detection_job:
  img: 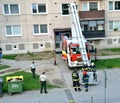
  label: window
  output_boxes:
[109,1,120,10]
[109,1,113,10]
[89,2,98,11]
[81,20,104,31]
[6,25,22,36]
[97,20,104,30]
[114,21,120,30]
[33,24,48,34]
[82,2,88,11]
[3,4,19,15]
[109,21,113,30]
[82,2,98,11]
[113,39,118,43]
[32,3,47,14]
[62,4,69,15]
[115,1,120,10]
[109,21,120,31]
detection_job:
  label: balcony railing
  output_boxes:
[79,10,105,19]
[83,30,105,39]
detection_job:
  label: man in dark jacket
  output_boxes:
[72,69,82,91]
[83,70,89,92]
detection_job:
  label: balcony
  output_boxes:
[79,10,105,40]
[79,10,105,20]
[83,30,105,40]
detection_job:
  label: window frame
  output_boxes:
[112,38,118,44]
[31,3,47,14]
[81,20,104,31]
[5,25,22,37]
[109,1,120,11]
[82,1,99,11]
[61,3,69,16]
[33,24,48,35]
[109,21,120,31]
[3,4,20,15]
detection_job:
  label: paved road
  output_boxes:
[0,55,120,103]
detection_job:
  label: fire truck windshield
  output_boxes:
[71,46,80,54]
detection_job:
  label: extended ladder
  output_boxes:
[69,3,90,66]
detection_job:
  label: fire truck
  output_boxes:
[62,35,91,68]
[62,3,98,84]
[62,3,94,69]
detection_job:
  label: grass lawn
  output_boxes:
[98,48,120,56]
[2,54,17,60]
[0,71,59,93]
[93,58,120,69]
[2,51,53,60]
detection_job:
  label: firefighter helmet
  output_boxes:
[91,63,94,66]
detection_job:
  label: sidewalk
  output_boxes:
[0,88,69,103]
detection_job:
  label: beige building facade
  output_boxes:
[0,0,120,54]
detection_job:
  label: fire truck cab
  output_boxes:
[62,35,91,68]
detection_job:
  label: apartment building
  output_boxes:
[0,0,120,54]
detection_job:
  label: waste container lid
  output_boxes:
[6,75,23,82]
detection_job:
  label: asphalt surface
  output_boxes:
[0,55,120,103]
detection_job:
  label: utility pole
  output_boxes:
[104,70,107,103]
[53,50,56,65]
[91,96,93,103]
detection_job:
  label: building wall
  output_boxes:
[0,0,120,54]
[104,0,120,49]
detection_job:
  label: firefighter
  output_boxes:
[82,64,89,73]
[82,70,89,92]
[72,69,82,91]
[62,51,67,60]
[90,63,97,82]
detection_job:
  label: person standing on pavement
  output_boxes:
[82,70,89,92]
[30,61,36,78]
[72,69,82,91]
[0,48,2,62]
[39,72,48,94]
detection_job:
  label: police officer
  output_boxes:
[83,70,89,92]
[30,61,36,78]
[72,69,82,91]
[39,72,48,94]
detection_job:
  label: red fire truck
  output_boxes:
[61,2,94,69]
[62,34,91,69]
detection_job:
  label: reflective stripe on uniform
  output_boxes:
[72,79,79,81]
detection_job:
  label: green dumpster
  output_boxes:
[6,75,23,95]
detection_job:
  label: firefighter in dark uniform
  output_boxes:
[90,63,97,82]
[82,64,89,72]
[72,69,82,91]
[83,70,89,92]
